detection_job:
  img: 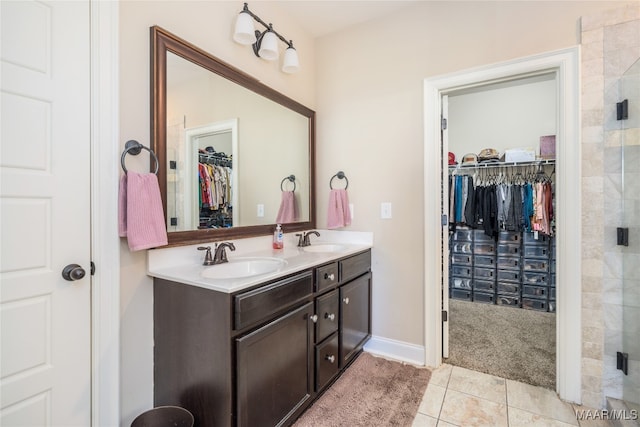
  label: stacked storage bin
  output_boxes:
[549,237,556,312]
[521,232,552,311]
[450,227,474,301]
[496,232,522,307]
[472,230,497,303]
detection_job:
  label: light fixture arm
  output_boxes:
[240,2,295,55]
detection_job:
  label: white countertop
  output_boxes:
[147,230,373,293]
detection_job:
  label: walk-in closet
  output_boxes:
[444,73,558,389]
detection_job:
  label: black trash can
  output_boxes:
[131,406,194,427]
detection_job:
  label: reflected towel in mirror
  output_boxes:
[327,189,351,229]
[275,191,297,223]
[118,171,168,251]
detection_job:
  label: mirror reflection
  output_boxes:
[151,26,316,245]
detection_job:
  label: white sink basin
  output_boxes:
[302,244,347,253]
[201,257,287,280]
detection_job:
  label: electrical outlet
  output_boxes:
[257,204,264,217]
[381,202,392,219]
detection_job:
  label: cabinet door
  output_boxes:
[339,273,372,368]
[236,302,313,427]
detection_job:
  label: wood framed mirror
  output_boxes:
[151,26,316,246]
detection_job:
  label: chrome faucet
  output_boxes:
[213,242,236,264]
[296,230,320,247]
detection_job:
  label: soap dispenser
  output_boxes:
[273,224,284,249]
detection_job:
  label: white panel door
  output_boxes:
[1,1,91,426]
[441,95,449,359]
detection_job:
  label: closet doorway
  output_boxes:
[423,48,581,403]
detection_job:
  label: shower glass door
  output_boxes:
[621,58,640,408]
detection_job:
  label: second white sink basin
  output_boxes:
[302,244,347,253]
[201,257,287,280]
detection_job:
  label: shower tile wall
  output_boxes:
[580,5,640,409]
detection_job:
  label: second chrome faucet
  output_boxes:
[296,230,320,247]
[198,242,236,265]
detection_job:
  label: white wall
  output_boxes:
[118,2,315,425]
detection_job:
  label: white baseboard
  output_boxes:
[364,335,426,367]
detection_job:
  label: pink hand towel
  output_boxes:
[118,171,168,251]
[327,188,352,229]
[276,191,297,224]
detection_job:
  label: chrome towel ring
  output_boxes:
[121,140,159,175]
[329,171,348,189]
[280,174,296,192]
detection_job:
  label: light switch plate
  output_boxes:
[257,204,264,217]
[381,202,392,219]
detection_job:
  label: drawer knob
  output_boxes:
[324,273,335,281]
[343,297,350,305]
[325,354,335,363]
[310,314,318,323]
[325,313,335,321]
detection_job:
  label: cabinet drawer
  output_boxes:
[451,277,472,289]
[498,231,521,244]
[497,256,520,270]
[451,289,472,301]
[474,243,496,255]
[452,242,472,254]
[522,259,549,272]
[340,251,371,283]
[315,333,339,391]
[473,291,495,304]
[497,269,521,283]
[522,272,549,285]
[523,245,550,259]
[473,230,494,242]
[497,282,519,295]
[316,262,339,292]
[474,267,495,280]
[234,271,313,330]
[497,244,520,257]
[474,255,495,268]
[451,253,472,266]
[522,298,549,312]
[523,232,552,245]
[497,295,520,307]
[473,279,495,292]
[451,265,472,278]
[522,284,549,298]
[315,290,339,343]
[452,228,473,242]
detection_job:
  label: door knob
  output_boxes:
[62,264,86,281]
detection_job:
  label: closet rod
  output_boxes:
[449,159,555,170]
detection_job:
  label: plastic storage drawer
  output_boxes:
[548,300,556,313]
[452,228,473,242]
[475,256,496,268]
[451,253,472,266]
[496,295,520,307]
[522,298,549,311]
[474,243,496,256]
[451,289,472,301]
[473,292,495,304]
[549,287,556,300]
[498,231,521,244]
[473,280,495,292]
[497,282,520,295]
[523,232,552,245]
[522,259,549,272]
[522,272,549,285]
[550,274,556,286]
[497,244,520,257]
[451,265,472,278]
[522,284,549,298]
[523,245,550,259]
[451,277,472,289]
[497,269,521,283]
[474,267,495,280]
[473,230,495,242]
[452,242,472,254]
[497,257,520,270]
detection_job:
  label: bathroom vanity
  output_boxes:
[149,236,372,427]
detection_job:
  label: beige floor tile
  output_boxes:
[509,407,580,427]
[417,384,447,418]
[412,413,439,427]
[439,389,508,427]
[437,420,459,427]
[507,380,579,425]
[447,366,507,404]
[430,363,453,387]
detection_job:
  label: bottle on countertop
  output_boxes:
[273,224,284,249]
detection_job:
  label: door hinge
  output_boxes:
[617,351,628,375]
[441,117,448,130]
[442,310,448,322]
[90,261,96,276]
[441,214,448,226]
[617,227,629,246]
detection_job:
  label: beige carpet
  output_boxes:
[293,352,431,426]
[446,299,556,389]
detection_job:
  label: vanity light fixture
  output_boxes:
[233,2,300,74]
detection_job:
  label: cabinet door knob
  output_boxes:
[325,354,335,363]
[324,313,335,321]
[343,297,350,305]
[324,273,335,281]
[310,314,318,323]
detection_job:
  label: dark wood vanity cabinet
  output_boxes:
[153,249,371,427]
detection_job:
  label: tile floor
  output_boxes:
[412,364,616,427]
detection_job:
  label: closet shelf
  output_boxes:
[449,159,555,170]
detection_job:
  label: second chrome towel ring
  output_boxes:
[329,171,349,189]
[280,175,296,192]
[121,140,159,175]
